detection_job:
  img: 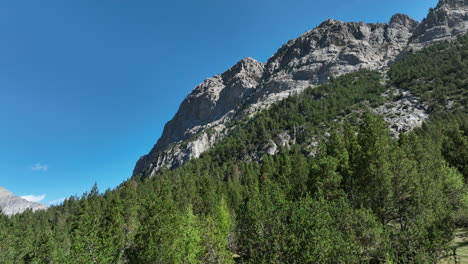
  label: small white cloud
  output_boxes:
[20,194,46,203]
[32,162,48,171]
[48,198,66,205]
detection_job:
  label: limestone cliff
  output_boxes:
[0,187,47,216]
[411,0,468,43]
[133,0,468,178]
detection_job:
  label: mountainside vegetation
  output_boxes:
[1,36,467,264]
[390,35,468,113]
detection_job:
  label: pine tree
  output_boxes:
[70,185,104,264]
[0,214,15,264]
[119,180,140,254]
[33,228,58,264]
[354,113,394,222]
[178,205,202,264]
[99,192,125,263]
[201,198,234,264]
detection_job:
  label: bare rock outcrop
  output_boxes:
[0,187,47,216]
[373,90,429,136]
[133,0,468,178]
[411,0,468,43]
[134,58,264,175]
[247,14,419,113]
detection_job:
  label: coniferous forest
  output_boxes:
[1,37,467,264]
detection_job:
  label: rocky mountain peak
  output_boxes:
[224,57,262,74]
[0,187,13,198]
[133,58,264,175]
[221,57,264,87]
[252,15,417,109]
[317,19,345,28]
[411,0,468,43]
[0,187,47,216]
[390,13,419,28]
[437,0,468,8]
[133,0,468,178]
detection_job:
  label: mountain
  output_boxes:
[133,0,468,178]
[0,187,47,216]
[411,0,468,44]
[1,34,466,264]
[1,0,467,263]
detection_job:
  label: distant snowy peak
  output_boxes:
[0,187,47,216]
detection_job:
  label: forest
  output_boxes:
[0,36,467,264]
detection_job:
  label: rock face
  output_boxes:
[246,14,419,114]
[373,90,429,137]
[133,58,264,175]
[411,0,468,43]
[133,0,468,178]
[0,187,47,216]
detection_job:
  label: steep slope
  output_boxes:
[248,14,419,113]
[1,14,467,264]
[133,0,468,178]
[208,35,468,168]
[411,0,468,44]
[0,187,47,216]
[133,58,265,175]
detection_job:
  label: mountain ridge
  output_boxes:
[133,0,468,178]
[0,187,47,216]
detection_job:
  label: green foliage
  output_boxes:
[179,205,202,264]
[389,35,468,112]
[210,70,386,164]
[0,34,467,264]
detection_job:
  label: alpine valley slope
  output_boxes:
[134,0,468,178]
[0,187,47,216]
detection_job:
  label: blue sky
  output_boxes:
[1,0,438,205]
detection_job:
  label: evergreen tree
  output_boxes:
[33,228,58,264]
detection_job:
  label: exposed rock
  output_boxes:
[265,140,278,156]
[145,126,226,177]
[133,58,264,176]
[247,14,419,114]
[0,187,47,216]
[133,0,468,178]
[373,90,429,136]
[411,0,468,43]
[276,131,294,149]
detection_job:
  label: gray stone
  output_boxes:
[133,0,468,178]
[411,0,468,43]
[0,187,47,216]
[246,14,419,114]
[133,58,264,175]
[373,89,429,137]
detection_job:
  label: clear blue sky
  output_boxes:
[1,0,438,205]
